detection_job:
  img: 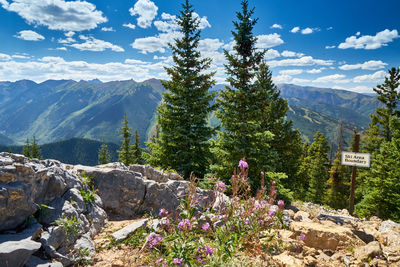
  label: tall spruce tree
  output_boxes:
[98,136,111,165]
[304,131,330,204]
[131,130,144,164]
[23,138,31,158]
[118,113,133,166]
[31,135,41,159]
[212,0,278,185]
[148,0,216,178]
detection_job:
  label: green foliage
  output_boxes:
[147,0,216,178]
[22,138,31,158]
[54,216,80,236]
[303,131,330,204]
[131,130,144,164]
[118,113,133,166]
[355,116,400,222]
[98,136,111,165]
[78,172,95,187]
[80,186,96,206]
[264,172,293,205]
[212,1,279,185]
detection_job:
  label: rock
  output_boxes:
[111,219,148,242]
[383,245,400,263]
[25,256,63,267]
[354,241,382,262]
[272,251,303,267]
[87,203,108,236]
[285,209,295,220]
[73,233,96,256]
[303,255,317,266]
[377,220,400,247]
[293,211,311,222]
[290,221,365,250]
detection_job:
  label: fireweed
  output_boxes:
[122,161,291,266]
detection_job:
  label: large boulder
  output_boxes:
[290,221,365,250]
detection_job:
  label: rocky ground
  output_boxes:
[1,152,400,266]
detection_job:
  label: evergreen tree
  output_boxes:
[305,131,330,204]
[372,67,400,142]
[98,136,111,165]
[326,147,349,209]
[31,135,41,159]
[148,0,216,178]
[118,113,133,166]
[131,130,144,164]
[23,138,31,158]
[212,0,278,184]
[355,116,400,222]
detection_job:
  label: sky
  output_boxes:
[0,0,399,93]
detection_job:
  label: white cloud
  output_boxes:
[129,0,158,29]
[0,56,170,82]
[281,50,304,58]
[279,69,303,76]
[267,56,334,67]
[256,33,284,49]
[14,30,44,41]
[301,27,313,34]
[69,36,124,52]
[123,23,136,30]
[325,45,335,49]
[339,60,387,71]
[347,85,372,93]
[65,31,75,38]
[313,74,350,84]
[11,54,30,59]
[292,78,310,83]
[273,74,292,83]
[306,68,324,74]
[338,29,399,50]
[1,0,107,31]
[290,27,300,33]
[56,47,67,51]
[356,32,361,36]
[131,32,182,54]
[271,24,282,29]
[353,70,386,83]
[124,59,150,64]
[154,13,178,32]
[327,27,333,30]
[264,49,280,60]
[101,27,115,32]
[0,53,11,61]
[192,12,211,30]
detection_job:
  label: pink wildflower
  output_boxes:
[245,218,250,225]
[268,210,275,217]
[277,200,285,207]
[238,159,248,168]
[159,208,169,217]
[214,181,226,192]
[300,234,306,241]
[173,258,183,265]
[202,223,210,231]
[147,233,162,248]
[178,219,192,230]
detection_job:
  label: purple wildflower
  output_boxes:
[196,256,205,264]
[238,159,248,169]
[159,208,169,217]
[277,200,285,207]
[173,258,183,265]
[215,181,226,192]
[254,201,262,209]
[147,233,162,248]
[178,219,192,230]
[201,223,210,231]
[156,258,164,265]
[205,246,213,256]
[300,234,306,241]
[268,210,275,217]
[245,218,250,225]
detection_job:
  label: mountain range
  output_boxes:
[0,79,380,152]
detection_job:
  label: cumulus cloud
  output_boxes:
[306,68,324,74]
[192,12,211,29]
[123,23,136,30]
[279,69,303,75]
[313,74,350,84]
[292,78,310,83]
[0,53,12,61]
[271,24,282,29]
[69,35,124,52]
[131,31,182,54]
[325,45,335,49]
[273,74,292,83]
[267,56,334,67]
[56,47,67,51]
[0,56,170,82]
[353,70,387,83]
[14,30,44,41]
[0,0,107,31]
[129,0,158,28]
[281,50,304,58]
[264,49,280,60]
[256,33,284,49]
[101,27,115,32]
[154,12,178,32]
[338,29,399,50]
[290,27,300,33]
[339,60,387,71]
[301,27,313,34]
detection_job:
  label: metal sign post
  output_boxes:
[341,133,370,215]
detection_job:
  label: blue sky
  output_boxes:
[0,0,399,93]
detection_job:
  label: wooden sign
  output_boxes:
[341,151,371,168]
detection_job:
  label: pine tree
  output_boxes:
[372,67,400,142]
[98,136,111,165]
[355,116,400,222]
[23,138,31,158]
[305,131,330,204]
[131,130,144,164]
[326,147,349,209]
[31,135,41,159]
[148,0,216,178]
[212,0,278,185]
[118,113,133,166]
